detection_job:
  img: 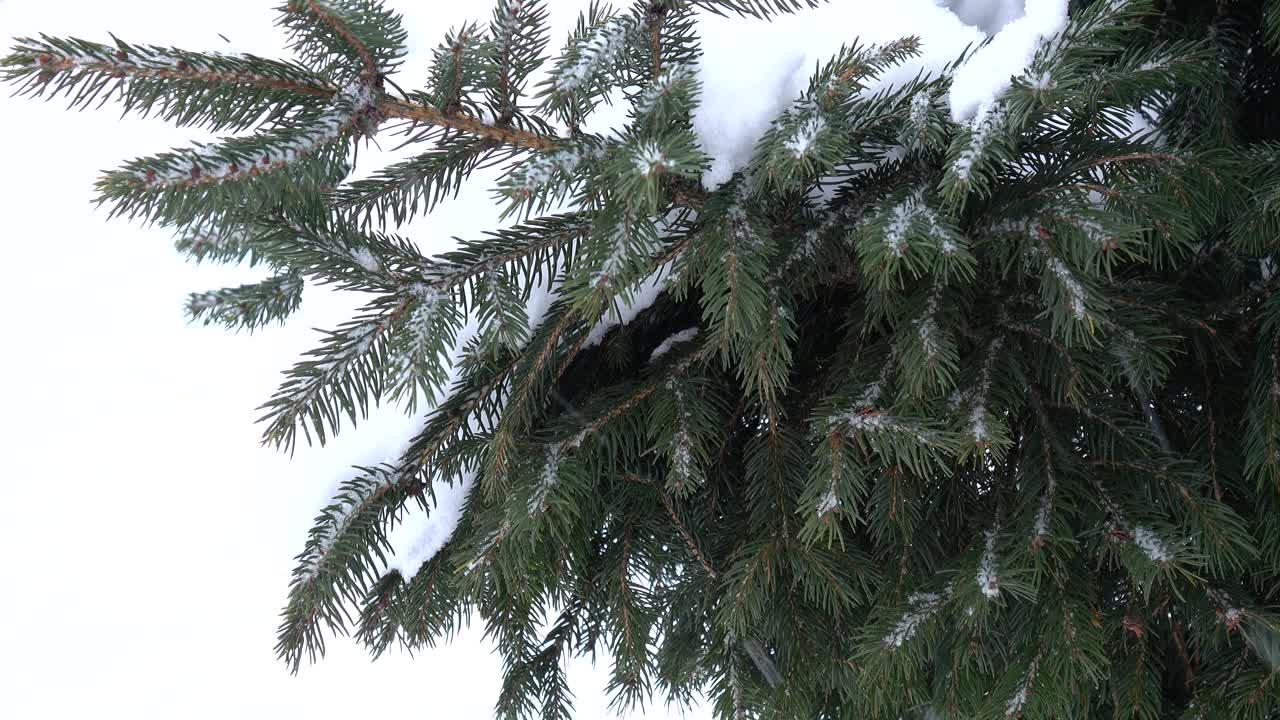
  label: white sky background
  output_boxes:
[0,0,1031,716]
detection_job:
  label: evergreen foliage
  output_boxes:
[6,0,1280,718]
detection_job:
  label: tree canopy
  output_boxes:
[5,0,1280,718]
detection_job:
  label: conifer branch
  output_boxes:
[4,36,334,131]
[187,272,304,331]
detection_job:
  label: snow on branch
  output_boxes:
[303,464,402,581]
[976,528,1000,598]
[386,285,463,411]
[883,584,953,649]
[537,7,634,124]
[952,335,1004,446]
[1044,257,1087,321]
[549,16,632,96]
[186,273,304,331]
[784,115,827,159]
[497,142,604,214]
[1207,589,1246,632]
[914,285,943,360]
[952,102,1007,184]
[1031,463,1056,548]
[1103,496,1172,564]
[1004,658,1039,718]
[528,442,565,515]
[665,378,697,489]
[258,298,404,450]
[634,64,699,121]
[131,80,375,191]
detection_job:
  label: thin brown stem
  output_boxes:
[379,98,558,150]
[659,492,718,578]
[647,2,666,78]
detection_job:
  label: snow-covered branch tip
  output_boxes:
[548,15,633,96]
[881,190,951,258]
[633,142,672,177]
[1207,589,1246,631]
[1031,466,1055,548]
[665,377,696,488]
[501,144,602,199]
[1104,497,1172,563]
[915,285,943,360]
[634,64,698,118]
[1045,256,1087,321]
[953,103,1006,183]
[1005,659,1038,718]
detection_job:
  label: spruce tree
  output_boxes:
[5,1,1280,718]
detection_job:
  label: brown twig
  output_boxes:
[379,98,558,151]
[293,0,379,77]
[647,2,666,78]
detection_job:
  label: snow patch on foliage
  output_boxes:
[1046,256,1087,320]
[137,80,373,188]
[383,471,474,582]
[816,488,840,517]
[350,246,381,272]
[686,0,1066,188]
[1032,469,1056,544]
[649,327,699,363]
[305,466,400,579]
[785,115,826,158]
[690,1,983,188]
[1005,667,1035,718]
[635,64,696,117]
[1132,525,1171,563]
[947,0,1069,121]
[953,103,1005,181]
[666,378,697,486]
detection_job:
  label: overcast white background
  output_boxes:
[0,0,1027,716]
